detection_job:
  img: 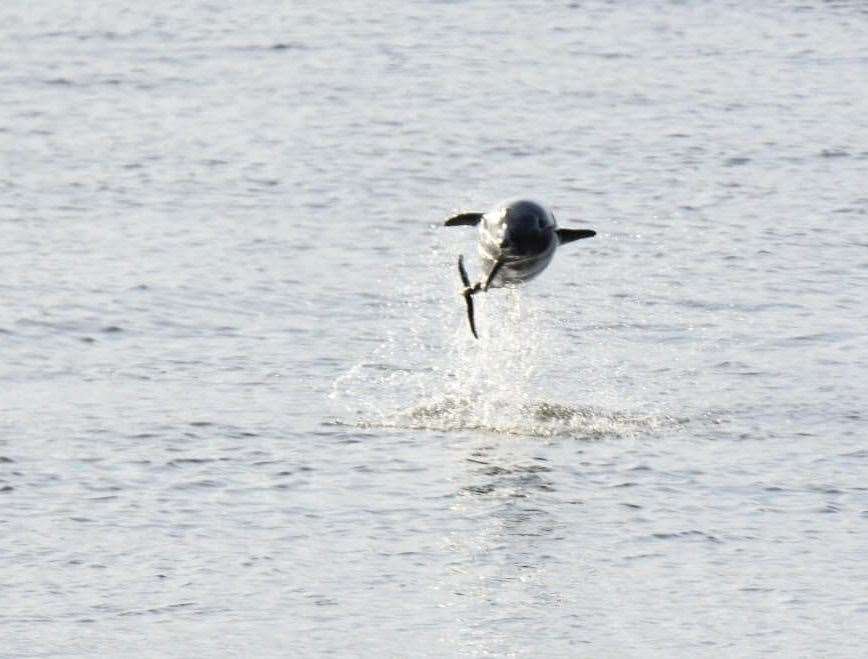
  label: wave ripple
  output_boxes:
[355,396,680,439]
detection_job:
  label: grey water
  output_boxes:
[2,1,867,656]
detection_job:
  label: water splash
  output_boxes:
[352,397,678,439]
[329,230,678,439]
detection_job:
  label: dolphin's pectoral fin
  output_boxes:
[445,212,484,227]
[556,228,596,244]
[457,255,481,339]
[482,257,505,291]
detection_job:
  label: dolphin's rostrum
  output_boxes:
[444,198,596,338]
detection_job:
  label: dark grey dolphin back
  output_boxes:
[502,199,555,232]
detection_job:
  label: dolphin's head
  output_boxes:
[498,199,556,257]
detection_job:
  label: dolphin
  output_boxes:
[444,198,596,338]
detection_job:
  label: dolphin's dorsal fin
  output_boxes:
[556,228,596,244]
[445,212,484,227]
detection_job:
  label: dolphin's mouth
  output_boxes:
[479,244,540,265]
[500,253,540,265]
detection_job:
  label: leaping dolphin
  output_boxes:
[444,198,596,338]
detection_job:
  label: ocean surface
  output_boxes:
[2,1,867,656]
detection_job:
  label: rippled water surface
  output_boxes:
[2,1,867,656]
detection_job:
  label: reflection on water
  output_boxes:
[461,445,556,499]
[438,439,567,655]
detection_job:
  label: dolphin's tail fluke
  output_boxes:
[463,292,478,340]
[458,255,479,339]
[456,255,506,339]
